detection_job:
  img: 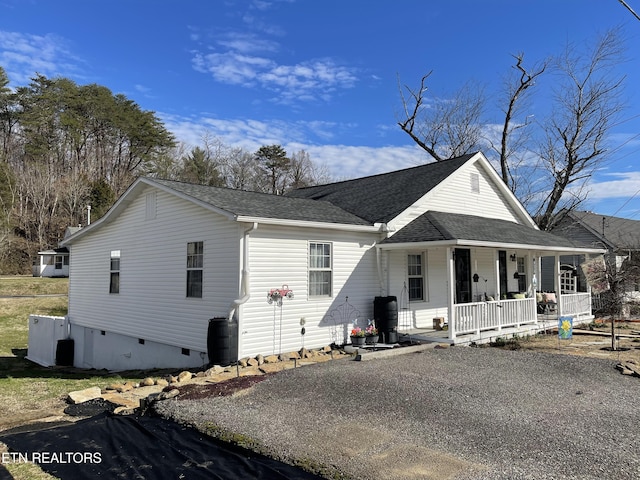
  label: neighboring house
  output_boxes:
[32,226,83,278]
[545,210,640,306]
[34,152,602,371]
[33,247,70,278]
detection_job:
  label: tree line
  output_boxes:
[0,69,330,274]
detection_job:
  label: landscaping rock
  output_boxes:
[247,357,259,367]
[67,386,102,404]
[141,377,155,387]
[113,406,137,415]
[205,365,225,376]
[256,354,264,365]
[117,382,134,393]
[157,389,180,401]
[177,371,193,382]
[264,355,279,363]
[156,378,169,387]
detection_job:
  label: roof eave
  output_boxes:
[378,238,606,254]
[235,215,383,232]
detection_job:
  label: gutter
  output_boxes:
[228,222,258,321]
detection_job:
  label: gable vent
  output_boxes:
[470,173,480,193]
[145,191,157,220]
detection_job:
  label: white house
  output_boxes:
[33,247,70,277]
[33,152,603,371]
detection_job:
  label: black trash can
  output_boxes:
[207,317,237,366]
[374,296,398,343]
[55,338,74,366]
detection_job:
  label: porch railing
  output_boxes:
[452,298,537,338]
[558,292,592,321]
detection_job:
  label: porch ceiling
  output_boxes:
[379,211,604,254]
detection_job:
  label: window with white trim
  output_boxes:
[516,256,526,292]
[408,253,426,301]
[309,242,332,297]
[186,241,203,298]
[109,250,120,294]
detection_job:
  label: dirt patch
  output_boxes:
[494,319,640,365]
[169,374,273,401]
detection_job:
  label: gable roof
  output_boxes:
[151,179,371,226]
[380,211,601,253]
[286,154,475,223]
[553,210,640,251]
[62,177,376,246]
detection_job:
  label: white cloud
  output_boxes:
[160,112,427,180]
[587,172,640,200]
[0,30,80,84]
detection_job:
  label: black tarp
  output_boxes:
[0,412,323,480]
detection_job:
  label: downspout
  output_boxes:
[228,222,258,321]
[376,244,385,296]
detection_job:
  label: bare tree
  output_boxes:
[583,251,640,350]
[398,73,485,161]
[288,150,333,190]
[535,29,626,230]
[399,28,626,230]
[487,53,547,196]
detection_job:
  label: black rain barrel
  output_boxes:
[207,317,237,366]
[55,339,74,366]
[374,296,398,333]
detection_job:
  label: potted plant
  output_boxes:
[350,327,365,346]
[365,324,379,344]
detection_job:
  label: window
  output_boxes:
[309,242,332,297]
[109,250,120,294]
[54,255,63,270]
[516,256,526,292]
[63,256,69,266]
[408,254,425,301]
[186,241,203,298]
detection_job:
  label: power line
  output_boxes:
[618,0,640,22]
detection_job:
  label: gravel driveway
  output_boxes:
[155,347,640,480]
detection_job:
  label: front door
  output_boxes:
[455,248,472,303]
[498,250,508,299]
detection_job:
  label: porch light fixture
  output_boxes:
[513,271,520,279]
[510,253,517,262]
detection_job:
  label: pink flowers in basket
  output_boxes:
[351,327,365,337]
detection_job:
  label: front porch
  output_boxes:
[397,292,593,345]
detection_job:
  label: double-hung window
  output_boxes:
[109,250,120,294]
[186,241,203,298]
[309,242,332,297]
[408,253,425,301]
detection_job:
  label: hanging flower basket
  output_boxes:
[351,327,365,346]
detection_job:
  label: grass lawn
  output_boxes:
[0,277,140,480]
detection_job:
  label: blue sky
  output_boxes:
[2,0,640,218]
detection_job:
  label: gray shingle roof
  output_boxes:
[151,179,371,225]
[381,211,579,248]
[554,210,640,250]
[286,154,474,223]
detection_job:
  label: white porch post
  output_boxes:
[555,253,561,316]
[446,247,456,340]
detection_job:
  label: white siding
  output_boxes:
[67,186,241,363]
[238,225,380,358]
[389,160,525,233]
[387,248,449,328]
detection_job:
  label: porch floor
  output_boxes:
[396,314,573,346]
